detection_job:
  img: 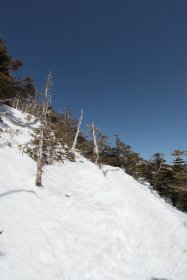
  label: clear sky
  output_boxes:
[1,0,187,162]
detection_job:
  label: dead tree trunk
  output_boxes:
[92,122,99,164]
[35,72,52,187]
[154,154,164,186]
[35,125,44,186]
[71,109,83,154]
[15,98,19,110]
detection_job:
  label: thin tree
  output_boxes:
[71,109,83,154]
[91,122,99,164]
[35,72,52,187]
[151,153,165,186]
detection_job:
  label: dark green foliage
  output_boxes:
[54,106,77,147]
[172,157,187,187]
[137,153,174,190]
[0,39,22,100]
[106,135,142,177]
[19,76,37,101]
[0,39,37,102]
[135,153,187,212]
[0,39,22,75]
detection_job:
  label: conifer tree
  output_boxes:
[0,39,22,100]
[172,157,187,187]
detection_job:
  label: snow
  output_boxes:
[0,105,187,280]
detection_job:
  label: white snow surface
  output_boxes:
[0,105,187,280]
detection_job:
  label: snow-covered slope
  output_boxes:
[0,105,187,280]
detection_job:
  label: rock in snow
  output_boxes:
[0,105,187,280]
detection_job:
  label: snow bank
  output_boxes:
[0,105,187,280]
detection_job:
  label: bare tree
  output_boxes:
[35,72,52,187]
[71,109,83,154]
[91,122,99,164]
[87,122,109,165]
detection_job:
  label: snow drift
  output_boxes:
[0,105,187,280]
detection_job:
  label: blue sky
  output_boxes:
[1,0,187,162]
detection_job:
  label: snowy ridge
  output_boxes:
[0,105,187,280]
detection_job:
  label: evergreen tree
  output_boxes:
[0,39,22,100]
[54,106,77,147]
[172,157,187,188]
[114,135,141,176]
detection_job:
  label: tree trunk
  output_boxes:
[92,122,99,164]
[35,72,51,187]
[71,109,83,154]
[35,126,44,186]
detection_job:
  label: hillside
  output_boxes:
[0,105,187,280]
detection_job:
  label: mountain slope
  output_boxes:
[0,105,187,280]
